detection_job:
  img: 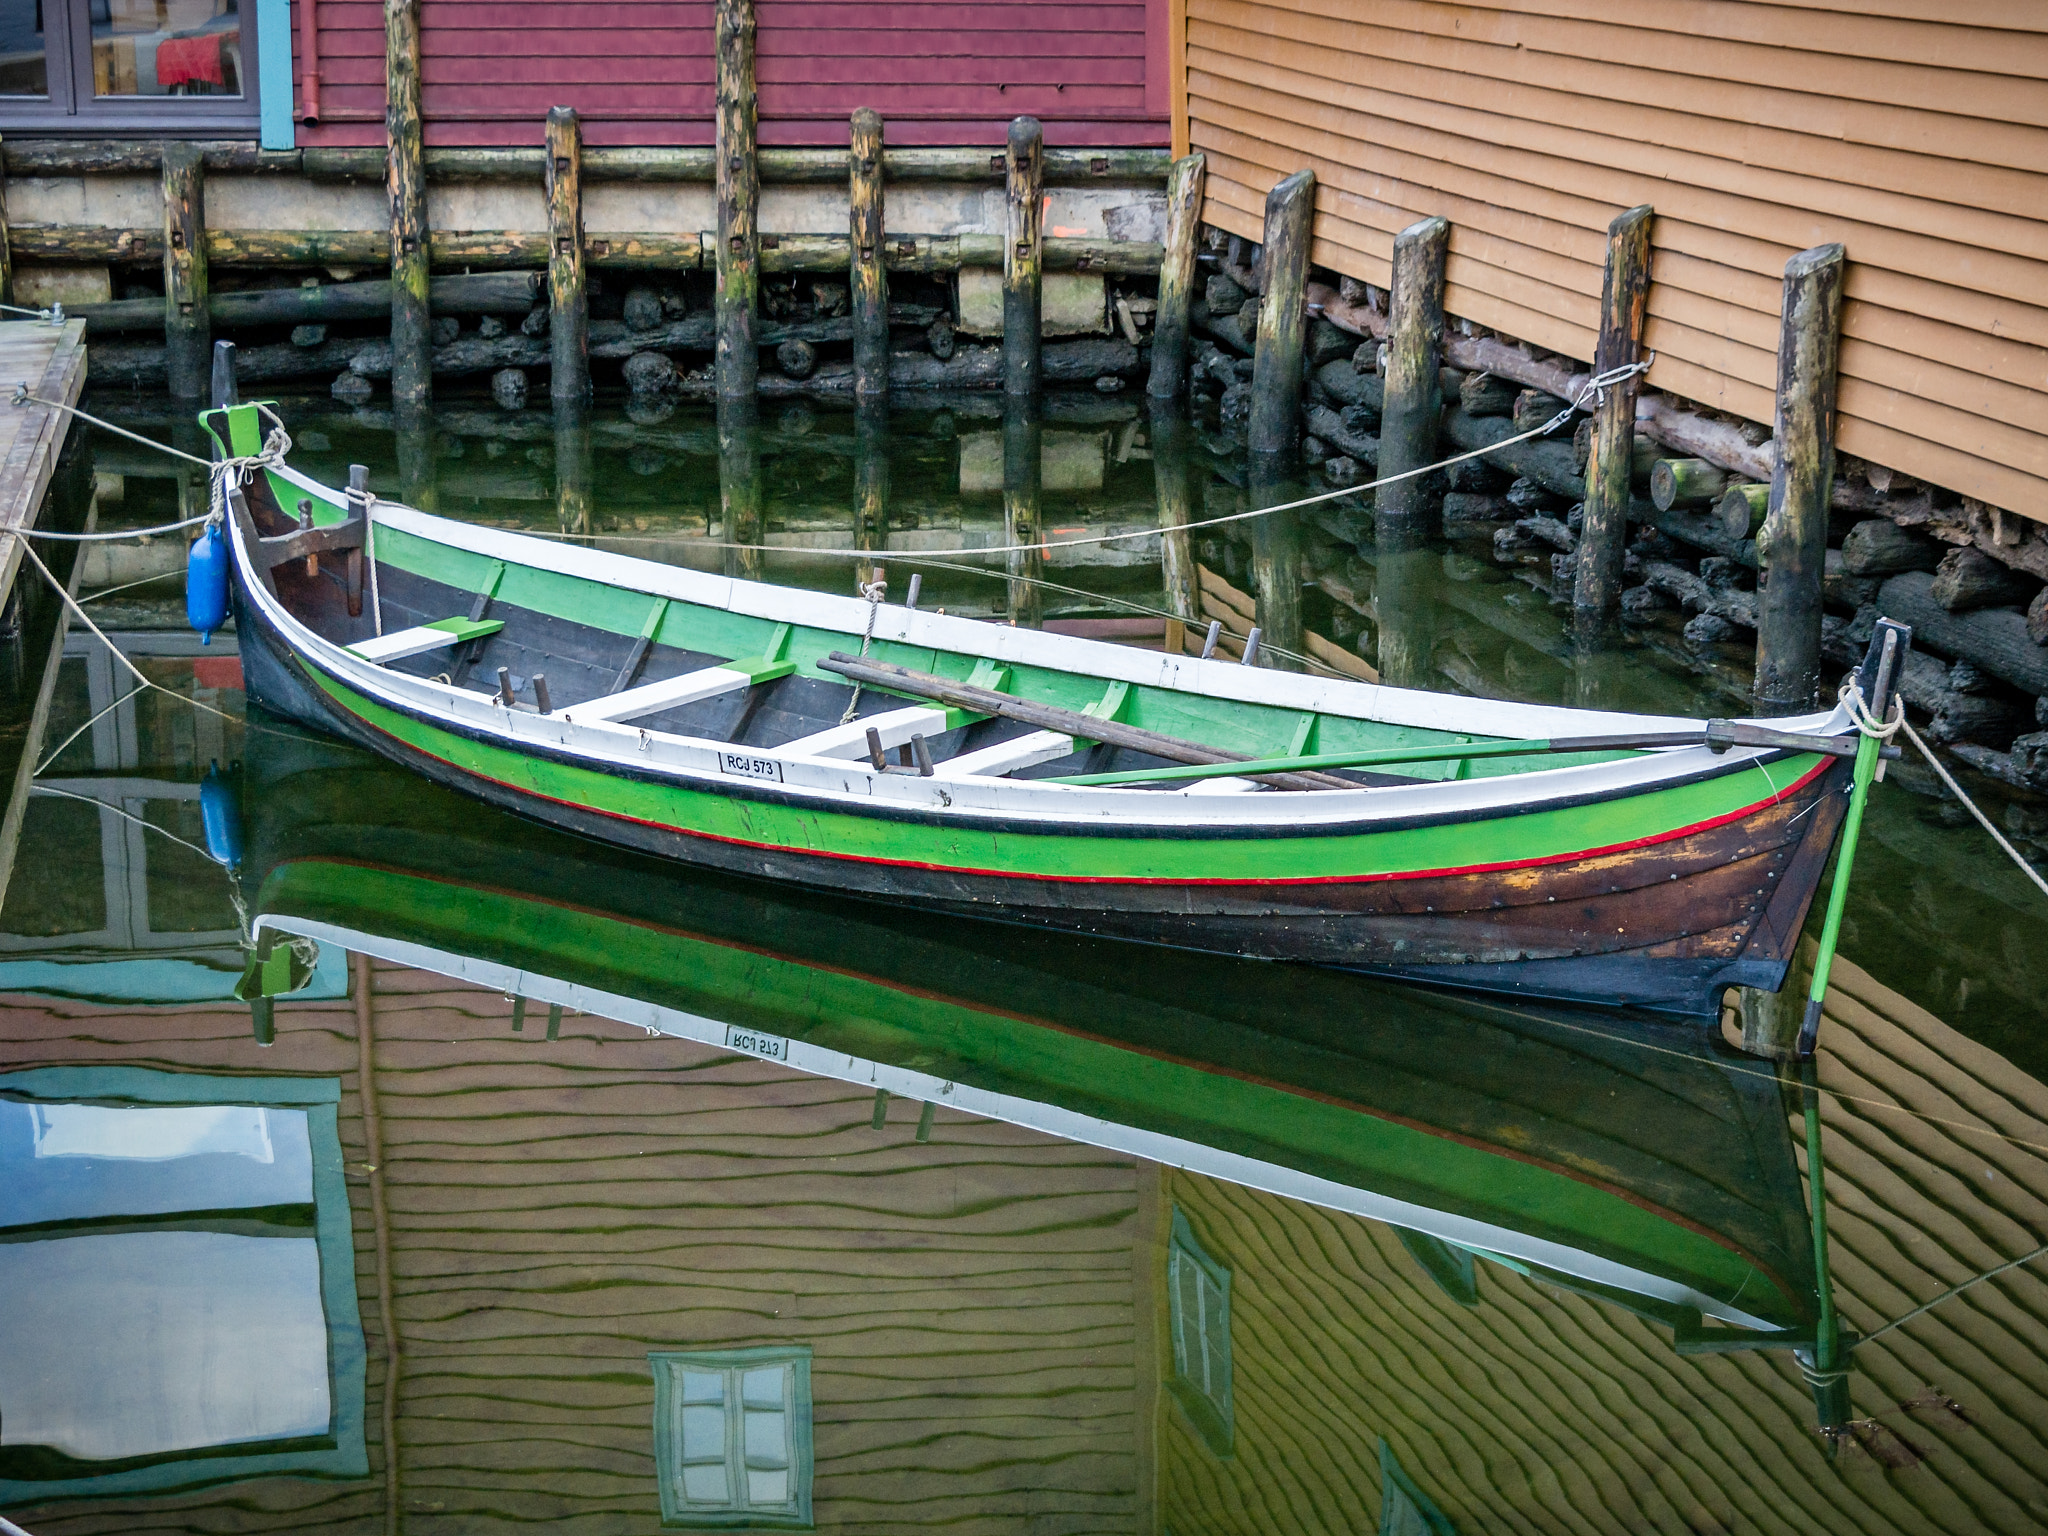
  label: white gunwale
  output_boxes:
[233,475,1853,835]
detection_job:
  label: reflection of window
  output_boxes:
[0,0,261,132]
[650,1347,813,1529]
[1166,1208,1233,1456]
[0,1069,366,1503]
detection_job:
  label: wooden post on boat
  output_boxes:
[1754,243,1845,716]
[853,397,888,551]
[1003,116,1044,398]
[1147,152,1206,400]
[718,394,762,580]
[1376,216,1450,537]
[161,141,209,399]
[1002,395,1043,625]
[849,107,888,400]
[1572,204,1653,630]
[1150,398,1198,654]
[554,399,591,537]
[715,0,759,399]
[385,0,430,408]
[546,107,589,404]
[1248,169,1315,460]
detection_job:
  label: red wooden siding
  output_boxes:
[294,0,1170,148]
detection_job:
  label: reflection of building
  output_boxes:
[6,944,2048,1533]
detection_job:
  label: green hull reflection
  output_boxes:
[242,717,1821,1343]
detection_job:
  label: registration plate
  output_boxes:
[724,1024,789,1063]
[719,751,783,783]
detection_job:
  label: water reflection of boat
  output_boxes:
[242,719,1822,1344]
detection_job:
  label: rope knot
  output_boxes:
[1838,679,1903,743]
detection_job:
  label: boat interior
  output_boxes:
[212,402,1707,796]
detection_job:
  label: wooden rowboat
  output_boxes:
[209,400,1903,1017]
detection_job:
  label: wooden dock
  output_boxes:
[0,316,88,611]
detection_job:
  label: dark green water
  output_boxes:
[3,391,2047,1535]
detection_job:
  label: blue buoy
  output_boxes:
[199,761,243,871]
[186,520,229,643]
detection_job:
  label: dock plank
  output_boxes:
[0,316,87,609]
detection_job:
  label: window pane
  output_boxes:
[679,1369,725,1405]
[93,0,243,98]
[0,0,47,96]
[743,1408,787,1465]
[747,1467,789,1505]
[740,1365,786,1409]
[680,1463,729,1503]
[678,1404,727,1461]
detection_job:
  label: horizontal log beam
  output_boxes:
[71,270,543,333]
[12,226,1160,276]
[5,142,1169,185]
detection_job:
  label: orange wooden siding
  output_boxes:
[1183,0,2048,522]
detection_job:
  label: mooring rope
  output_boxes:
[837,570,887,723]
[1860,1237,2048,1345]
[1894,713,2048,903]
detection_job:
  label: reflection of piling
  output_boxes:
[396,399,439,514]
[1373,543,1437,690]
[1376,216,1450,538]
[385,0,430,408]
[546,107,589,405]
[1150,399,1198,654]
[1147,152,1206,400]
[1248,169,1314,459]
[718,394,762,580]
[853,398,889,551]
[552,398,589,537]
[849,108,888,400]
[161,142,209,399]
[714,0,760,400]
[1572,204,1652,631]
[1754,243,1845,716]
[1248,459,1304,671]
[1002,396,1043,626]
[0,141,13,308]
[1003,117,1043,398]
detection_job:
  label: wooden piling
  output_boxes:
[396,399,438,513]
[546,107,589,404]
[853,397,888,550]
[1003,116,1044,398]
[1754,242,1846,716]
[554,398,591,537]
[1248,462,1304,671]
[718,394,762,580]
[1376,215,1450,535]
[385,0,429,407]
[1146,151,1206,400]
[161,141,209,399]
[1572,204,1653,629]
[1150,398,1198,653]
[1373,543,1436,689]
[714,0,759,399]
[1002,396,1043,624]
[0,136,12,308]
[1248,169,1315,460]
[849,107,888,400]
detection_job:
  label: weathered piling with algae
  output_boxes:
[849,108,888,400]
[1147,152,1206,401]
[715,0,760,400]
[1572,204,1652,630]
[718,395,763,580]
[161,141,209,399]
[1248,170,1315,460]
[1150,399,1199,654]
[1003,116,1044,398]
[546,107,589,404]
[385,0,430,407]
[1754,243,1845,716]
[1003,396,1043,625]
[1376,216,1450,540]
[555,399,592,537]
[853,397,888,550]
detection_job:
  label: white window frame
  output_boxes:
[649,1346,813,1529]
[1166,1207,1234,1455]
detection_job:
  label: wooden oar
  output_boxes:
[1050,719,1896,788]
[817,652,1356,792]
